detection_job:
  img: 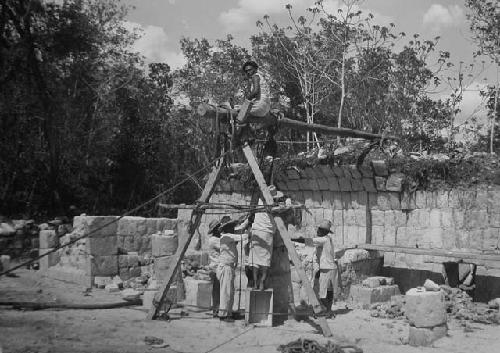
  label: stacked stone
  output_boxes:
[349,276,400,307]
[39,225,61,272]
[404,287,448,347]
[118,252,141,280]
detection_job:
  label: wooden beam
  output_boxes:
[198,103,398,141]
[359,243,500,262]
[158,203,305,212]
[147,157,224,320]
[242,144,333,337]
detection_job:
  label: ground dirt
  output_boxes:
[1,269,500,353]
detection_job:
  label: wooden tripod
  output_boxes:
[147,143,333,337]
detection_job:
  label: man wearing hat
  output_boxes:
[293,219,338,317]
[207,218,223,317]
[248,185,284,290]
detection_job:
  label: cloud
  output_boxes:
[423,4,465,32]
[168,0,176,4]
[219,0,392,34]
[219,0,339,33]
[124,21,186,69]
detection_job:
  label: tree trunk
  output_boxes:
[337,51,346,145]
[490,84,499,154]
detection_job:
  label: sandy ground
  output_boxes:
[1,269,500,353]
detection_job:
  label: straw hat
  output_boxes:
[268,185,284,199]
[318,219,332,233]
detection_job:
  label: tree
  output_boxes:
[465,0,500,153]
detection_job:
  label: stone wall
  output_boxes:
[42,216,177,286]
[189,160,500,301]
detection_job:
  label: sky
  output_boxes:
[122,0,495,127]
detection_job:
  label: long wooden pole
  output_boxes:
[197,103,398,141]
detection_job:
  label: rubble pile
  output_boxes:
[277,338,363,353]
[441,285,500,325]
[369,294,406,319]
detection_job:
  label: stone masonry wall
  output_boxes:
[42,216,177,286]
[193,161,500,284]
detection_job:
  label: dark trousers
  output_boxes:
[210,272,220,313]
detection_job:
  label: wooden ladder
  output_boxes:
[148,142,332,337]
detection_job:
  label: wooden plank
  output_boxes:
[242,144,333,337]
[147,159,223,320]
[359,243,500,262]
[198,103,398,141]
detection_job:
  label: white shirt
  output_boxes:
[251,199,275,233]
[207,236,220,270]
[305,233,337,270]
[219,233,248,265]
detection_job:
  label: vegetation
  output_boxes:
[0,0,498,219]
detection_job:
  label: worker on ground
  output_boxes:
[248,185,284,290]
[214,217,248,322]
[207,217,228,318]
[292,219,339,317]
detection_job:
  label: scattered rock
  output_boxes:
[423,279,440,292]
[104,283,120,293]
[121,288,141,301]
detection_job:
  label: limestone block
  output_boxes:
[351,179,364,192]
[372,226,384,245]
[341,192,352,208]
[345,226,360,246]
[426,191,438,209]
[383,227,396,246]
[455,229,471,250]
[395,227,408,246]
[318,164,334,178]
[358,227,368,243]
[332,210,343,226]
[39,248,61,271]
[286,180,300,191]
[429,209,441,228]
[415,191,426,209]
[75,216,118,237]
[331,166,343,177]
[352,192,367,208]
[376,193,391,211]
[86,235,118,256]
[332,192,343,209]
[483,228,500,250]
[309,179,321,192]
[436,191,448,209]
[117,216,146,236]
[152,231,178,257]
[401,192,416,210]
[383,211,395,227]
[153,255,174,279]
[386,173,404,192]
[467,210,489,229]
[344,209,356,226]
[362,178,377,192]
[422,228,443,248]
[348,165,361,179]
[388,192,401,210]
[490,213,500,227]
[90,255,118,276]
[404,288,447,327]
[371,160,388,177]
[317,178,329,191]
[183,277,212,309]
[0,255,10,272]
[383,252,395,267]
[327,177,340,191]
[408,324,447,347]
[448,190,460,208]
[341,166,352,179]
[299,179,312,190]
[339,178,352,192]
[349,284,400,305]
[39,230,58,249]
[359,165,373,178]
[374,176,387,191]
[355,209,367,227]
[394,212,406,227]
[286,168,301,180]
[312,190,322,207]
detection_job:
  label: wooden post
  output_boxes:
[242,145,333,337]
[147,157,224,320]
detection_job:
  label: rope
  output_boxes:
[0,151,233,278]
